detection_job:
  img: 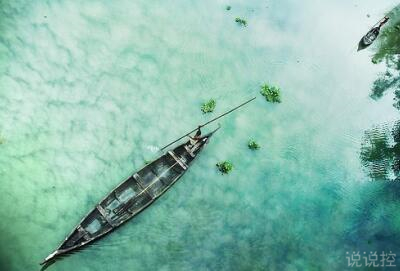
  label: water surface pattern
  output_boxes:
[1,0,399,270]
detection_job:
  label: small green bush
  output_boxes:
[235,17,247,27]
[216,161,233,174]
[201,99,216,113]
[260,84,281,103]
[226,6,231,11]
[248,140,260,150]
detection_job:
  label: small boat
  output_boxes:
[40,97,255,265]
[358,16,389,51]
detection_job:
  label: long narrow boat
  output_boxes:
[41,128,216,265]
[41,97,255,265]
[357,16,389,51]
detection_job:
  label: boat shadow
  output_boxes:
[39,243,94,271]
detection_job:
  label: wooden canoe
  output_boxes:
[41,128,218,265]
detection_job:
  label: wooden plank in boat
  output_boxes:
[77,225,90,241]
[133,173,154,198]
[96,205,117,227]
[168,151,187,170]
[184,145,195,158]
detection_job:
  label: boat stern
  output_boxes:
[40,250,59,265]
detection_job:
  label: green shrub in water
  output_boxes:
[201,99,216,113]
[235,17,247,26]
[248,140,260,150]
[216,161,233,174]
[226,6,231,11]
[260,84,281,103]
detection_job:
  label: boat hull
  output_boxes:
[357,26,381,51]
[41,132,214,265]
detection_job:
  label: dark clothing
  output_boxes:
[195,128,201,138]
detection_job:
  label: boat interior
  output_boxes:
[60,208,112,250]
[174,139,206,164]
[60,148,191,250]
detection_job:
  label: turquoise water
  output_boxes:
[1,0,400,270]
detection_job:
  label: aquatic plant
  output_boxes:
[201,99,216,113]
[0,134,4,144]
[226,6,231,11]
[235,17,247,27]
[248,140,260,150]
[260,84,281,103]
[216,161,233,174]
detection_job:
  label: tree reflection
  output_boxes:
[362,5,400,181]
[370,5,400,108]
[361,121,400,181]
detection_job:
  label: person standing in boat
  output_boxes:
[189,126,202,143]
[188,126,203,151]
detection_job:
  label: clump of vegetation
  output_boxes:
[0,134,4,145]
[260,84,282,103]
[216,161,233,174]
[226,5,231,11]
[201,99,216,113]
[235,17,247,26]
[248,140,260,150]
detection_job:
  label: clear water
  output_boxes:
[1,0,399,270]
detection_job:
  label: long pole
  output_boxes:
[160,97,256,151]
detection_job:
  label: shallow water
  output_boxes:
[1,0,400,270]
